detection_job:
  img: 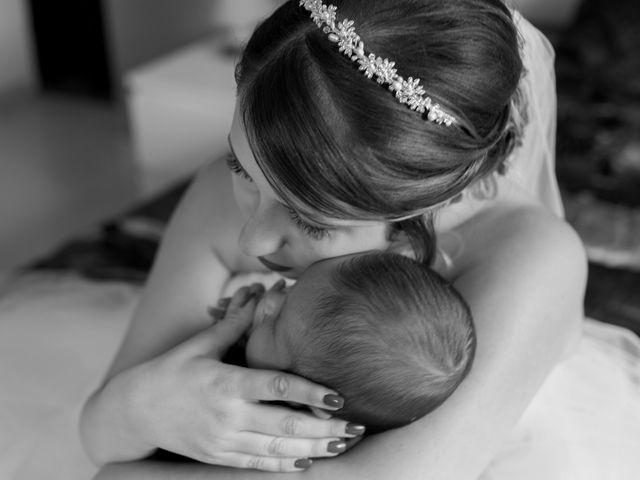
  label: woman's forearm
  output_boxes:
[80,366,157,466]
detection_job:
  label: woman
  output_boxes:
[82,1,639,478]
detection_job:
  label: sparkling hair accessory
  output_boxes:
[299,0,457,126]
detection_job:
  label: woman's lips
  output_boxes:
[258,257,292,272]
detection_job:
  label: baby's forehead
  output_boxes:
[279,258,341,323]
[292,256,345,293]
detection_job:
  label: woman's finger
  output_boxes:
[232,431,346,458]
[241,402,361,439]
[183,295,257,358]
[210,453,312,472]
[310,406,333,419]
[239,368,346,411]
[208,301,258,358]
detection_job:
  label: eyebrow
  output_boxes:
[226,134,335,229]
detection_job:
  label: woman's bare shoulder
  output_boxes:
[174,159,265,273]
[454,202,588,312]
[460,202,585,271]
[449,201,586,360]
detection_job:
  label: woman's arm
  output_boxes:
[95,204,587,479]
[80,160,351,468]
[80,160,241,462]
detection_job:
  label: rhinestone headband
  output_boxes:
[299,0,457,126]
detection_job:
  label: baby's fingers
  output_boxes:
[217,297,231,309]
[269,278,287,292]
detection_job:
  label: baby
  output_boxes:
[224,251,476,434]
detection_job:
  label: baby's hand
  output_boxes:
[251,279,287,332]
[208,283,266,324]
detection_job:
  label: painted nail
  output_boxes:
[345,423,366,435]
[294,458,312,469]
[327,440,347,453]
[323,394,344,409]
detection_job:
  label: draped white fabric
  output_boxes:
[0,274,137,480]
[507,13,565,218]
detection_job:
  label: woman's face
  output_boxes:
[228,104,391,278]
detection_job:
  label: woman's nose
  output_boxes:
[238,207,286,257]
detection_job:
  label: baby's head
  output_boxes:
[246,251,475,433]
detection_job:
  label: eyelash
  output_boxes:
[287,208,331,240]
[225,153,253,182]
[225,152,331,240]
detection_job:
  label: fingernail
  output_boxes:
[345,423,366,435]
[327,440,347,453]
[323,394,344,409]
[294,458,312,469]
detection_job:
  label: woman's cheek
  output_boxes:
[294,235,349,267]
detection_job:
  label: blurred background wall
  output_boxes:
[0,0,35,95]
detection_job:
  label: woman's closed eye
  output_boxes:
[286,207,332,240]
[225,152,253,182]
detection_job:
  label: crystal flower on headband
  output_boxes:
[299,0,457,126]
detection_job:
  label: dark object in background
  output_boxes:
[31,222,157,284]
[555,0,640,206]
[552,0,640,336]
[27,0,114,100]
[30,180,189,283]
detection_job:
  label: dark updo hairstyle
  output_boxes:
[236,0,525,264]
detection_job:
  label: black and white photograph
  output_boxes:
[0,0,639,478]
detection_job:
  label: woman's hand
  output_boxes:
[119,285,358,472]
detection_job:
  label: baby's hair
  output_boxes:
[237,0,526,263]
[285,252,476,433]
